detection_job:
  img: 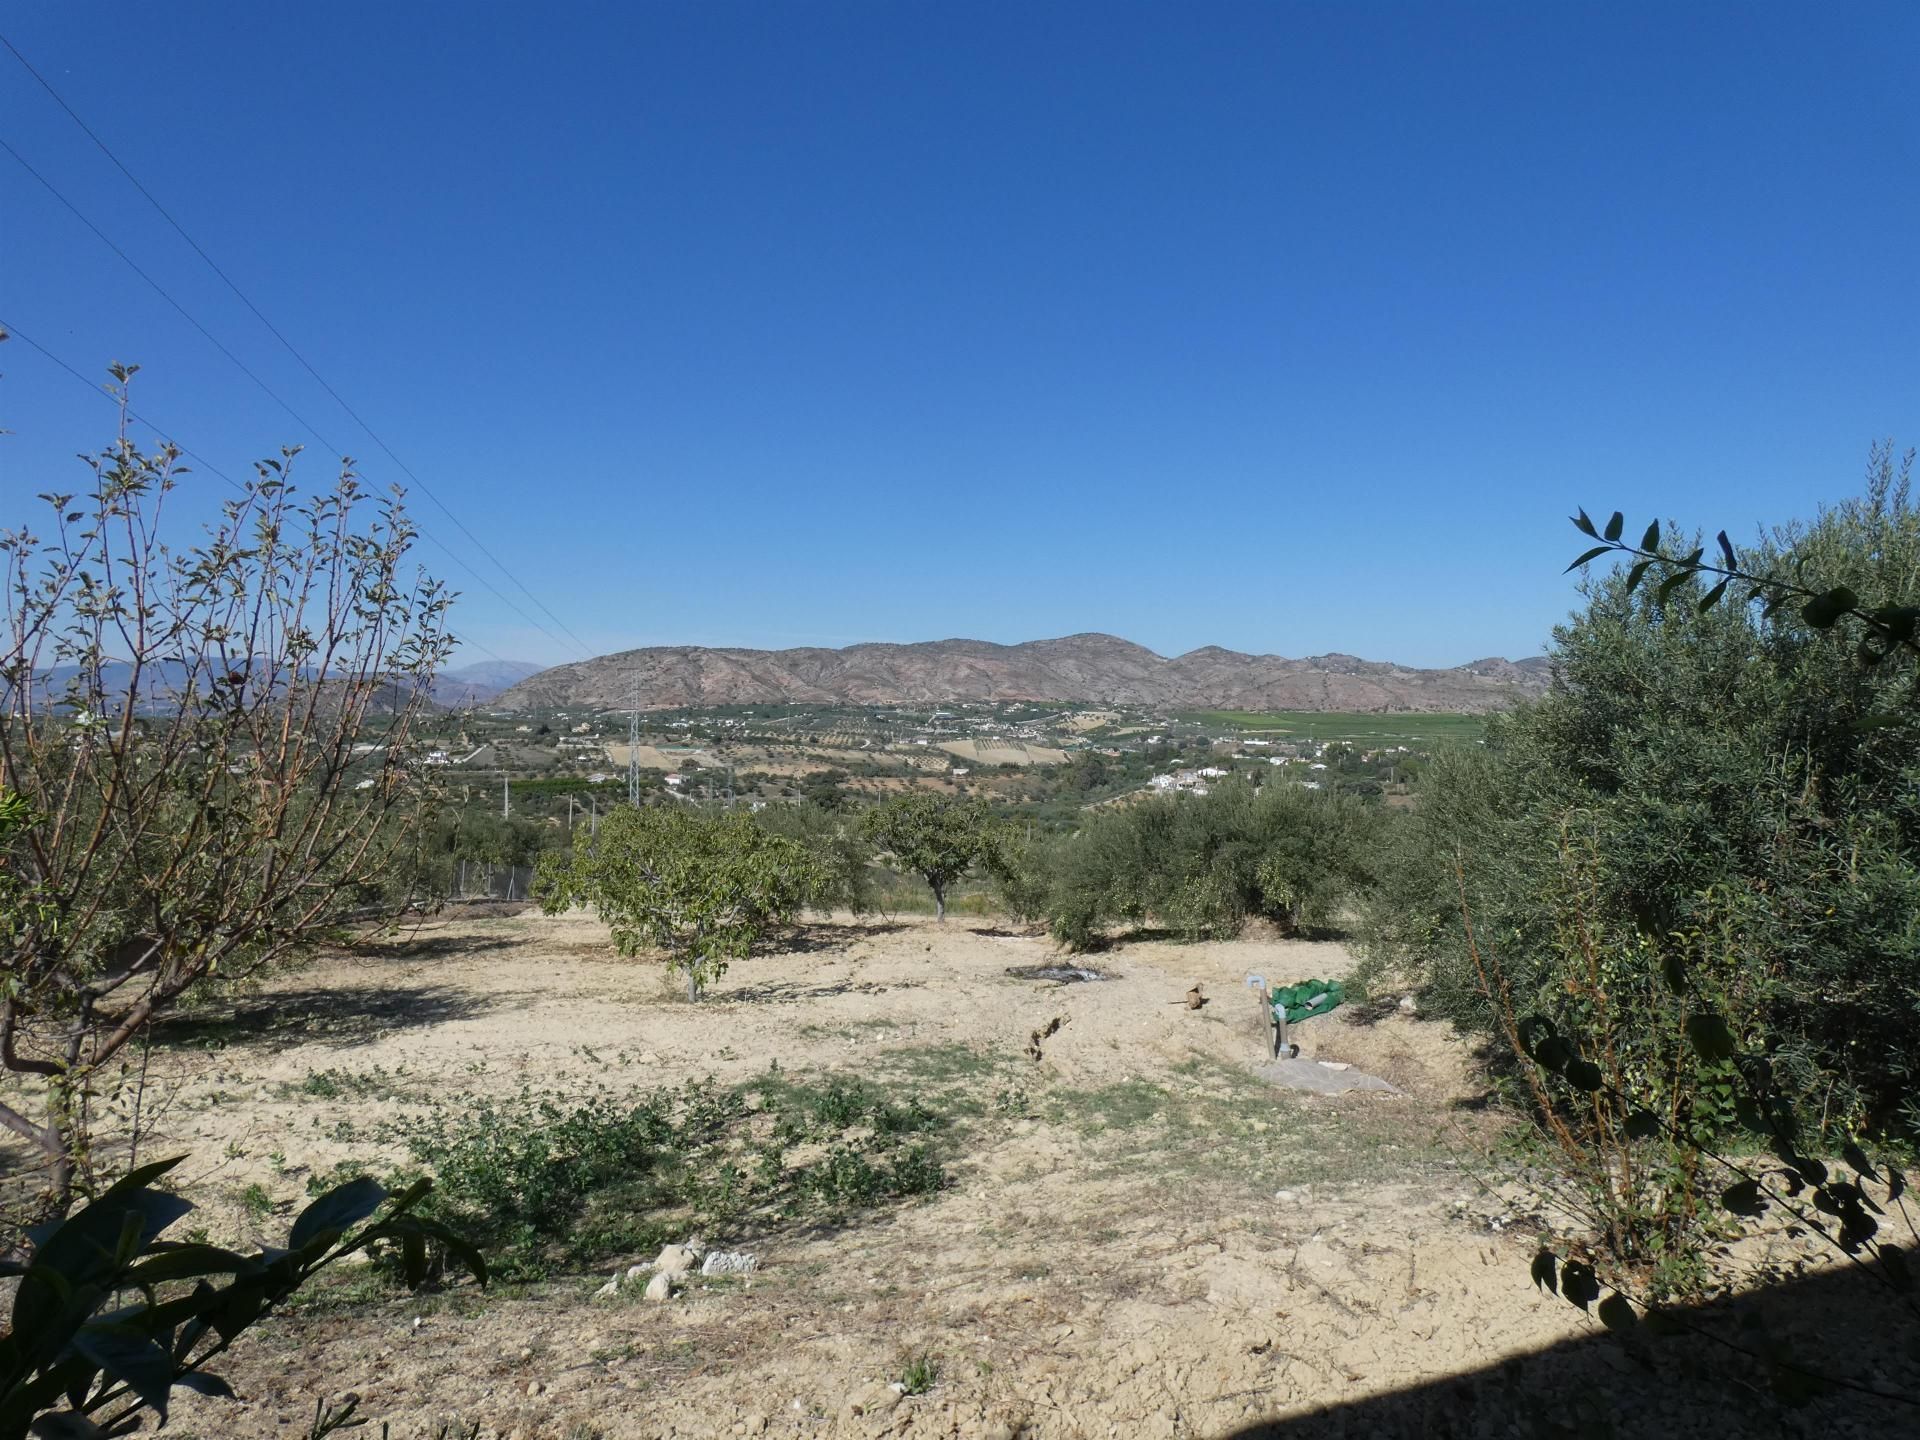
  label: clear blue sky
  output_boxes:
[3,3,1916,670]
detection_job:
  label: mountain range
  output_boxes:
[492,634,1550,713]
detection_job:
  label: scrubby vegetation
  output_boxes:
[1356,450,1920,1352]
[1041,781,1383,950]
[1364,454,1920,1142]
[330,1073,948,1281]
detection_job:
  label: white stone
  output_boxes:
[644,1271,675,1302]
[653,1244,699,1277]
[701,1250,759,1276]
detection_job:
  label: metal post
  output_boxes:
[628,672,642,807]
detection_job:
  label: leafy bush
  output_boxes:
[1364,455,1920,1138]
[535,806,828,998]
[355,1074,946,1280]
[1045,780,1384,950]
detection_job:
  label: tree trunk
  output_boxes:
[687,969,699,1003]
[933,883,946,923]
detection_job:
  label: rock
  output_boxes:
[625,1262,651,1282]
[1399,995,1418,1014]
[653,1244,700,1277]
[525,1380,545,1397]
[701,1250,759,1276]
[644,1271,675,1302]
[592,1279,619,1300]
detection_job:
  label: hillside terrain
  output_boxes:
[497,633,1549,713]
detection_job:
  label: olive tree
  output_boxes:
[859,792,999,921]
[534,805,826,999]
[1,376,453,1212]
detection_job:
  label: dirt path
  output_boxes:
[115,912,1595,1438]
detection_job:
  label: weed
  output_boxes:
[900,1354,938,1395]
[275,1065,409,1103]
[237,1182,274,1219]
[332,1071,951,1281]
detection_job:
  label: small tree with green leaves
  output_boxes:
[534,805,826,998]
[859,793,1000,921]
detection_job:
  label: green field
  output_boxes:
[1178,710,1488,745]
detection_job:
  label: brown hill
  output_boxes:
[495,634,1548,713]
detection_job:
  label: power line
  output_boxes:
[0,319,517,672]
[1,30,599,662]
[0,138,583,664]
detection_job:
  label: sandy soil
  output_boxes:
[25,913,1906,1438]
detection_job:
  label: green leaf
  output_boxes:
[1656,570,1693,606]
[71,1322,175,1419]
[1572,508,1599,539]
[1624,1110,1661,1140]
[1565,546,1612,574]
[1801,586,1858,629]
[1533,1035,1575,1075]
[1639,520,1660,552]
[1597,1293,1637,1332]
[1516,1014,1556,1059]
[1698,579,1729,611]
[1685,1013,1738,1062]
[1603,512,1624,542]
[1530,1249,1558,1295]
[1874,605,1920,643]
[1661,950,1687,996]
[1721,1179,1766,1217]
[1564,1058,1604,1092]
[126,1244,256,1286]
[1625,559,1654,597]
[1717,530,1736,569]
[288,1177,387,1254]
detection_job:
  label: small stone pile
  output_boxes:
[592,1238,760,1301]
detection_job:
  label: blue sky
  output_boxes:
[3,2,1916,670]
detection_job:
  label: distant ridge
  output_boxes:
[495,633,1549,713]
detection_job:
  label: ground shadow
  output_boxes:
[719,978,929,1005]
[1211,1260,1917,1439]
[772,920,909,954]
[149,983,501,1050]
[336,933,522,963]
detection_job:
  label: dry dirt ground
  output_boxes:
[34,912,1911,1440]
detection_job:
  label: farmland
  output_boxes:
[86,908,1573,1437]
[1175,711,1488,745]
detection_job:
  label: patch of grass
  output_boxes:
[1044,1059,1449,1193]
[328,1070,953,1282]
[900,1354,938,1395]
[236,1182,275,1219]
[272,1065,413,1103]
